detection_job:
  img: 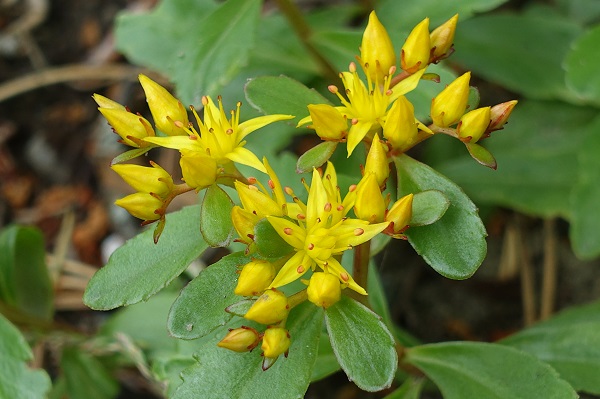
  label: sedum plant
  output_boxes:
[82,2,596,398]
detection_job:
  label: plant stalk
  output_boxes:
[351,241,371,307]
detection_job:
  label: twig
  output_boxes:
[540,218,557,320]
[0,64,143,103]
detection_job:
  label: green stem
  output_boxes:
[351,241,371,307]
[288,288,308,309]
[428,124,458,138]
[273,0,340,83]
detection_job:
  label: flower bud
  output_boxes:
[488,100,518,132]
[138,74,189,136]
[385,193,413,236]
[261,327,290,359]
[244,288,289,325]
[401,18,431,74]
[307,104,347,140]
[354,173,386,223]
[431,72,471,127]
[231,206,259,245]
[457,106,491,143]
[217,326,260,353]
[114,192,163,221]
[98,108,155,147]
[111,162,173,198]
[360,11,396,83]
[430,14,458,60]
[234,181,283,218]
[179,149,218,190]
[93,94,126,110]
[307,272,341,308]
[235,260,276,297]
[383,96,418,151]
[364,133,389,187]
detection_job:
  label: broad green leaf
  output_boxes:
[245,75,331,124]
[556,0,600,24]
[200,184,234,247]
[84,206,208,310]
[296,141,338,173]
[452,13,582,101]
[465,142,497,169]
[383,377,425,399]
[570,116,600,259]
[253,218,294,260]
[410,190,450,227]
[565,25,600,105]
[310,30,361,74]
[168,252,249,339]
[0,225,53,320]
[395,154,486,279]
[405,342,577,399]
[310,332,340,382]
[173,302,323,399]
[116,0,261,105]
[325,296,397,391]
[61,347,119,399]
[435,100,599,219]
[151,355,196,397]
[500,300,600,394]
[0,314,51,399]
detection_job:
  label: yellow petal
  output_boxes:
[225,146,267,173]
[323,257,367,295]
[269,251,312,288]
[238,114,294,140]
[143,136,203,152]
[266,216,306,248]
[388,68,426,102]
[346,120,372,156]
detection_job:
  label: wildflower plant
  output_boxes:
[82,2,586,399]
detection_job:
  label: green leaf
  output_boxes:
[570,115,600,259]
[556,0,600,24]
[435,100,598,219]
[116,0,261,105]
[173,302,323,399]
[0,225,53,320]
[410,190,450,227]
[465,142,497,169]
[394,154,487,279]
[0,314,51,399]
[200,184,234,247]
[405,342,577,399]
[253,218,294,260]
[500,300,600,394]
[61,347,119,399]
[310,29,361,73]
[296,141,338,173]
[245,75,331,124]
[565,25,600,105]
[325,295,397,392]
[383,377,425,399]
[225,299,255,317]
[310,332,340,382]
[84,205,208,310]
[110,147,153,165]
[168,252,249,339]
[452,13,583,101]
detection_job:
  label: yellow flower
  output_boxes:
[261,327,290,359]
[364,133,389,187]
[457,106,491,143]
[385,193,414,238]
[307,272,341,308]
[217,326,260,353]
[354,173,386,223]
[430,14,459,60]
[359,11,396,84]
[231,205,260,245]
[144,96,293,174]
[111,162,174,198]
[138,74,189,136]
[401,18,431,73]
[244,288,289,325]
[266,162,388,295]
[94,94,155,148]
[431,72,471,127]
[179,149,218,190]
[234,260,276,297]
[305,104,347,141]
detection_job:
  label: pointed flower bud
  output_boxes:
[385,193,413,236]
[364,133,389,187]
[488,100,518,132]
[307,272,341,308]
[234,181,284,218]
[307,104,347,140]
[431,72,471,127]
[430,14,458,60]
[217,326,260,353]
[111,162,173,198]
[93,94,126,110]
[179,149,218,190]
[98,108,155,148]
[235,260,276,297]
[354,173,386,223]
[457,106,491,143]
[114,192,163,221]
[401,18,431,74]
[261,327,290,359]
[138,74,189,136]
[360,11,396,83]
[244,288,289,325]
[383,96,418,151]
[231,206,259,245]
